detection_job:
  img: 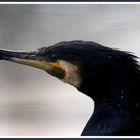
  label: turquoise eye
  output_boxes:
[51,54,56,59]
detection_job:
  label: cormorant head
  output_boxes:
[0,40,139,101]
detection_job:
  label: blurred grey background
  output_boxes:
[0,4,140,136]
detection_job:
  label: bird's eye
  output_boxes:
[51,53,57,59]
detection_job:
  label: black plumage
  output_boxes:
[0,40,140,136]
[44,41,140,135]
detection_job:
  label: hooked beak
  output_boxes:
[0,49,65,79]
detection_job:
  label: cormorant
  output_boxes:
[0,40,140,136]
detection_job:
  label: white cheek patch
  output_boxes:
[59,60,82,88]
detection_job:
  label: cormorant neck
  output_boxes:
[79,73,133,113]
[81,85,133,136]
[94,87,130,114]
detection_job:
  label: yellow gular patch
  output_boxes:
[50,60,61,69]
